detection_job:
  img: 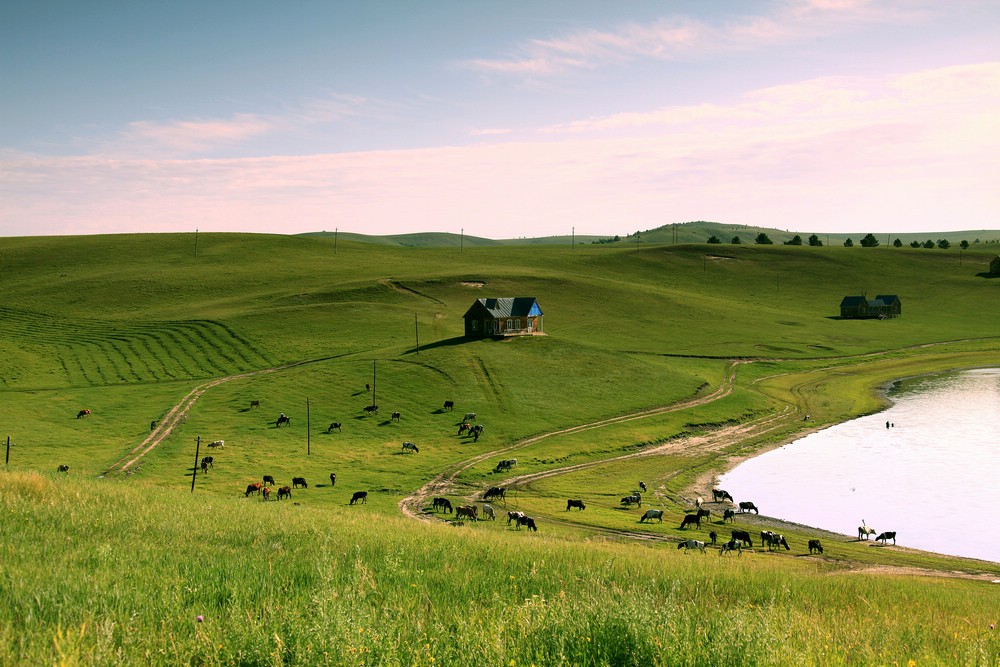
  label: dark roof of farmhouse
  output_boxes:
[840,295,900,307]
[464,297,542,318]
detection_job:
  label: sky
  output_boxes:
[2,0,998,239]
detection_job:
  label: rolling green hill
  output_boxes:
[1,231,999,665]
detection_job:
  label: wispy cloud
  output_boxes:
[461,0,938,77]
[2,63,997,238]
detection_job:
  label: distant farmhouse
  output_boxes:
[839,294,901,319]
[463,298,544,337]
[990,256,1000,275]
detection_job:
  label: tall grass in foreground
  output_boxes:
[2,471,997,666]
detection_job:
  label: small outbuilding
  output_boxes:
[839,294,901,319]
[990,256,1000,275]
[463,298,543,337]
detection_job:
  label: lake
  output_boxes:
[717,367,1000,563]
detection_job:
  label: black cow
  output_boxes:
[292,477,307,488]
[876,531,897,545]
[443,400,454,411]
[483,487,506,501]
[391,411,401,422]
[738,501,758,514]
[723,509,736,523]
[713,489,734,503]
[276,414,291,427]
[57,464,69,472]
[432,497,453,513]
[731,530,753,547]
[329,473,336,487]
[327,422,342,432]
[808,539,824,554]
[263,474,275,485]
[201,456,213,468]
[364,405,378,416]
[679,514,701,529]
[350,491,368,505]
[518,516,538,532]
[566,499,586,511]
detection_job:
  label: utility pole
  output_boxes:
[414,313,420,354]
[5,435,10,465]
[334,228,338,255]
[194,229,199,258]
[460,228,464,253]
[372,361,377,411]
[306,398,311,456]
[191,437,201,492]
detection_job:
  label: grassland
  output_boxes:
[1,232,999,665]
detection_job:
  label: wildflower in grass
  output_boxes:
[196,615,204,622]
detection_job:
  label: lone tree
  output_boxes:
[860,233,880,247]
[707,235,722,244]
[937,239,951,249]
[731,236,742,244]
[844,238,854,247]
[755,233,773,245]
[893,238,903,247]
[960,240,969,249]
[808,234,823,247]
[784,234,803,246]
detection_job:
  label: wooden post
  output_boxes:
[191,437,201,492]
[5,435,10,465]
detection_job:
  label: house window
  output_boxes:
[513,319,520,330]
[471,320,478,330]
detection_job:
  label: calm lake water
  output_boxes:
[718,367,1000,564]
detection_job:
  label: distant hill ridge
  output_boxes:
[301,222,1000,247]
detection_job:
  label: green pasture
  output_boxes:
[2,232,999,664]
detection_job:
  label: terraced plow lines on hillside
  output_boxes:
[0,306,275,387]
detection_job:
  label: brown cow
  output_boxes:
[76,409,91,418]
[262,487,271,501]
[244,482,263,497]
[277,486,292,500]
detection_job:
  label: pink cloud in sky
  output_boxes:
[1,63,997,238]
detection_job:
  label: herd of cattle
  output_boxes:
[68,402,897,553]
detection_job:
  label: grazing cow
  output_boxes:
[350,491,368,505]
[76,409,91,418]
[277,486,291,500]
[208,440,225,449]
[200,459,209,473]
[720,539,742,556]
[262,487,270,501]
[566,499,586,511]
[245,482,263,497]
[276,414,291,427]
[327,422,342,433]
[678,539,707,554]
[366,384,371,392]
[723,509,736,523]
[463,412,477,422]
[201,456,214,468]
[292,477,307,489]
[250,400,260,409]
[858,525,877,540]
[696,509,711,522]
[738,501,758,514]
[507,511,526,527]
[401,441,419,453]
[620,494,641,506]
[713,489,734,503]
[329,473,336,487]
[458,423,471,435]
[57,464,69,472]
[639,509,664,523]
[471,424,484,442]
[363,405,378,416]
[263,474,275,485]
[432,497,453,513]
[875,531,897,545]
[456,505,478,522]
[762,531,790,551]
[679,514,701,529]
[150,420,157,431]
[495,458,517,472]
[391,411,401,422]
[639,481,647,492]
[731,530,753,547]
[518,516,538,532]
[808,539,824,554]
[708,531,717,545]
[483,487,506,501]
[443,400,454,411]
[481,504,496,521]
